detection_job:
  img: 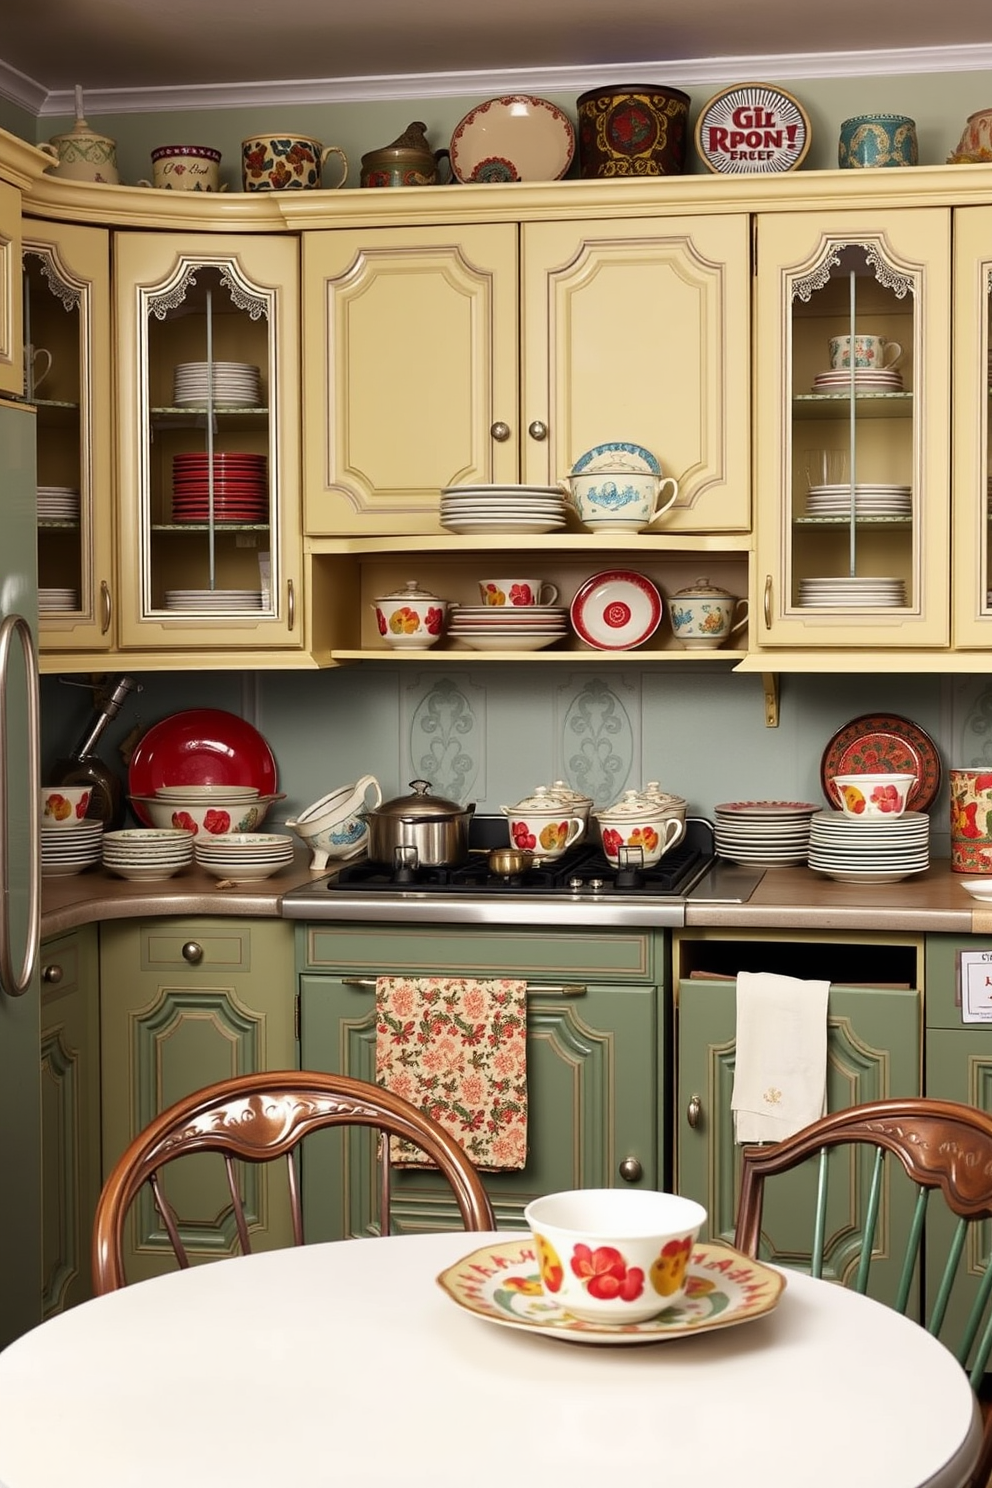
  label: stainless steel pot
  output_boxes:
[363,779,475,867]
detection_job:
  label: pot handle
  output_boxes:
[433,147,453,184]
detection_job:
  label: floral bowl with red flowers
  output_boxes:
[130,787,284,837]
[829,772,916,820]
[523,1188,707,1324]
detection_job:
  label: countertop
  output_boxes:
[39,852,992,939]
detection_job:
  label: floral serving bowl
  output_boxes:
[285,775,382,870]
[130,792,283,836]
[523,1187,707,1324]
[829,773,916,819]
[372,580,447,650]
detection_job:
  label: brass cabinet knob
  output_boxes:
[490,421,511,442]
[41,964,63,984]
[618,1157,643,1182]
[181,941,204,964]
[687,1094,702,1129]
[527,420,548,441]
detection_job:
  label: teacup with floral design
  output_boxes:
[478,578,559,607]
[503,810,585,862]
[524,1188,707,1323]
[830,772,915,819]
[592,791,685,867]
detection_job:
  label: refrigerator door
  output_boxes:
[0,397,41,1346]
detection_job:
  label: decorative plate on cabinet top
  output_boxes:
[819,713,941,815]
[449,95,575,183]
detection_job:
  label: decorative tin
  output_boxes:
[576,84,691,178]
[695,84,811,174]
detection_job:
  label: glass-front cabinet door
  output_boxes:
[114,233,302,653]
[754,209,950,649]
[24,223,113,656]
[953,207,992,648]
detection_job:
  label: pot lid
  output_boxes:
[503,786,581,814]
[642,782,688,808]
[546,780,594,807]
[671,575,733,599]
[373,779,473,819]
[592,789,670,821]
[373,579,445,605]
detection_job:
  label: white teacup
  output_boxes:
[564,469,679,532]
[828,334,902,370]
[479,578,559,607]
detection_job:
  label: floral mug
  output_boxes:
[242,135,348,190]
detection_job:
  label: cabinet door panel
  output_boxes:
[303,224,519,534]
[522,215,751,531]
[0,178,21,396]
[952,206,992,646]
[300,977,660,1238]
[677,978,921,1308]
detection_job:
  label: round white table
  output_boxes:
[0,1231,981,1488]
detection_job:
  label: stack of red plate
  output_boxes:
[172,452,268,524]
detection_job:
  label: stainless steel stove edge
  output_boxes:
[278,883,687,927]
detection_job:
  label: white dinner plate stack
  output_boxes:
[805,484,911,518]
[445,603,569,651]
[194,832,296,883]
[440,484,569,535]
[38,587,79,613]
[37,485,80,522]
[101,828,195,882]
[172,361,261,407]
[799,576,906,607]
[714,800,821,865]
[41,819,103,877]
[807,809,930,883]
[164,589,264,611]
[811,367,904,393]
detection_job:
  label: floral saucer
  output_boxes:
[449,95,575,184]
[437,1236,785,1346]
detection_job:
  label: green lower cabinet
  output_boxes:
[99,917,297,1284]
[297,922,663,1240]
[40,926,101,1316]
[674,932,922,1313]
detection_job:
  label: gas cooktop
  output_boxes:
[280,817,765,927]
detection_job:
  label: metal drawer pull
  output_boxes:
[182,941,204,964]
[41,964,64,984]
[687,1094,702,1128]
[341,976,586,997]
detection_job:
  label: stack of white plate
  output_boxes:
[173,361,261,407]
[806,484,912,517]
[38,587,79,612]
[808,810,930,884]
[194,832,295,883]
[164,590,264,611]
[714,800,821,865]
[799,576,906,607]
[811,368,904,393]
[446,604,569,651]
[102,828,194,882]
[37,485,80,521]
[440,484,569,535]
[41,819,103,877]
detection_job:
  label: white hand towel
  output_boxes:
[731,970,830,1144]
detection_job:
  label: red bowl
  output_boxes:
[128,709,278,826]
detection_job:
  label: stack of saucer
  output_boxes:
[811,367,904,393]
[37,485,80,522]
[799,576,905,607]
[440,484,569,535]
[194,832,295,883]
[173,362,261,407]
[446,603,569,651]
[807,810,930,883]
[38,587,79,613]
[41,819,103,877]
[714,800,820,864]
[805,483,911,518]
[102,829,194,882]
[164,589,263,612]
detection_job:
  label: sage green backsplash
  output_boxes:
[28,69,992,184]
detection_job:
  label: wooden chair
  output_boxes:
[93,1069,495,1294]
[733,1097,992,1488]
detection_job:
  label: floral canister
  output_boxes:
[500,790,586,862]
[592,790,686,867]
[669,578,749,649]
[372,580,447,650]
[950,769,992,874]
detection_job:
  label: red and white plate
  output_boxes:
[570,570,663,650]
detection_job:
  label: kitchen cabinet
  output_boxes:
[952,206,992,647]
[99,917,297,1284]
[24,221,114,658]
[39,926,100,1316]
[296,922,664,1238]
[302,213,750,536]
[0,175,21,398]
[112,231,304,661]
[753,208,951,649]
[673,929,922,1311]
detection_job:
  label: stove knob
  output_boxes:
[587,878,605,891]
[567,877,584,892]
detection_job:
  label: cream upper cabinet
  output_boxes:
[520,215,750,533]
[26,221,114,657]
[114,232,303,654]
[753,208,951,649]
[0,177,21,398]
[952,206,992,648]
[303,213,750,536]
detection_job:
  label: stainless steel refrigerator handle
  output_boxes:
[0,615,40,997]
[341,977,586,997]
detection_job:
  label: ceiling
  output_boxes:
[6,0,992,101]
